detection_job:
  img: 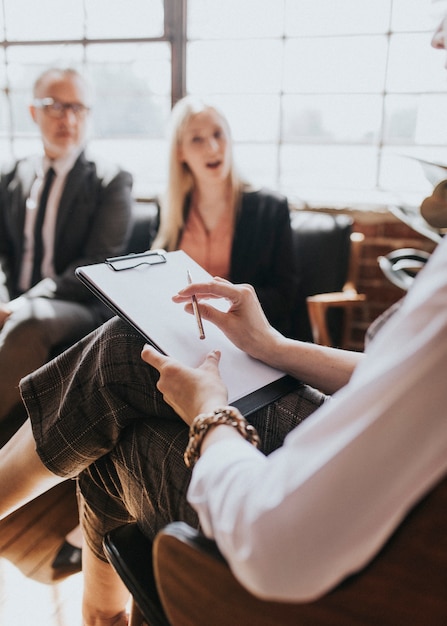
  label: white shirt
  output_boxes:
[187,235,447,602]
[19,148,82,292]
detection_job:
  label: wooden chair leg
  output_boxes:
[306,299,333,346]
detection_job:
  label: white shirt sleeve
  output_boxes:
[187,237,447,602]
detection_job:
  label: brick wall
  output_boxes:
[310,208,437,350]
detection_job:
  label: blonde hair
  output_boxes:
[151,96,247,251]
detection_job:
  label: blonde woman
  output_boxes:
[152,95,298,335]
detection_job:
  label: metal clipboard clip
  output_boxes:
[105,249,167,272]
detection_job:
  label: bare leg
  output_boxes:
[0,419,63,520]
[66,523,84,548]
[52,521,83,571]
[82,539,130,626]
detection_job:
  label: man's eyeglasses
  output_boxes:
[33,97,90,119]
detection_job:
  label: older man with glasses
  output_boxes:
[0,67,133,570]
[0,67,132,437]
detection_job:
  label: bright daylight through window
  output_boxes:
[0,0,445,208]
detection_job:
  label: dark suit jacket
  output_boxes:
[0,151,133,321]
[230,188,298,336]
[179,188,298,336]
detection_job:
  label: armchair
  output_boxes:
[378,248,431,291]
[306,231,366,348]
[103,475,447,626]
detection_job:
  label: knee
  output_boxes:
[102,316,141,343]
[95,316,147,366]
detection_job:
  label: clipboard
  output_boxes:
[76,250,300,416]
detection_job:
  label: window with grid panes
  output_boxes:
[0,0,182,198]
[186,0,447,208]
[1,0,446,207]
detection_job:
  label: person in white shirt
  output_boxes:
[0,12,447,626]
[146,244,447,601]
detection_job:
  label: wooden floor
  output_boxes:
[0,411,84,625]
[0,481,84,625]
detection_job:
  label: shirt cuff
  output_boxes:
[187,437,265,537]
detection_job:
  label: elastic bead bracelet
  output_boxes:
[184,406,261,468]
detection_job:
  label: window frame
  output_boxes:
[0,0,444,207]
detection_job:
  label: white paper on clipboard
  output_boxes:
[76,250,299,415]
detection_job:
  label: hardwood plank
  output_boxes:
[0,481,79,582]
[0,476,85,623]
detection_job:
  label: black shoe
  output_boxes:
[51,540,82,571]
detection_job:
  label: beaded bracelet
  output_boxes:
[184,406,261,468]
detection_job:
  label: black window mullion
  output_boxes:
[165,0,187,106]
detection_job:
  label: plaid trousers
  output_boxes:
[20,317,327,560]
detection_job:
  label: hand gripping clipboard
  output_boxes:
[76,250,300,416]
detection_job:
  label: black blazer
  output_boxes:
[229,188,299,336]
[0,152,133,320]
